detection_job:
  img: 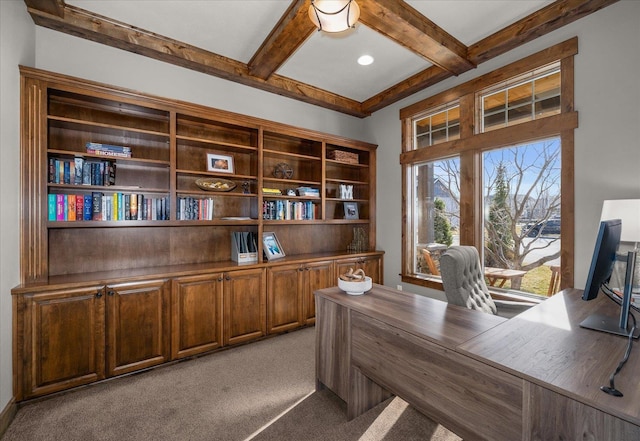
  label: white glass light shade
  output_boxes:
[600,199,640,243]
[309,0,360,33]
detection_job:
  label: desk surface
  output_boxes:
[459,288,640,426]
[316,284,505,350]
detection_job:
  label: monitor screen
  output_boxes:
[582,219,622,301]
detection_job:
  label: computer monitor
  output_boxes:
[580,219,639,338]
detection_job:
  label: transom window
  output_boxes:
[413,104,460,148]
[480,63,561,133]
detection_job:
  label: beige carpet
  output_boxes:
[2,327,461,441]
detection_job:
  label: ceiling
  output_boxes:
[24,0,617,117]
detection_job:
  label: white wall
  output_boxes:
[0,0,35,414]
[370,0,640,298]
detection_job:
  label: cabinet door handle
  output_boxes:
[298,267,304,272]
[225,275,231,281]
[217,276,223,282]
[107,290,115,296]
[96,291,103,298]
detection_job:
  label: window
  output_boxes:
[480,64,561,132]
[414,104,460,148]
[400,40,578,297]
[482,139,561,294]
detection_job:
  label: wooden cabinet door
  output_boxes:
[336,256,383,284]
[303,260,335,324]
[106,280,170,377]
[267,264,303,334]
[223,268,266,345]
[18,286,105,400]
[171,273,224,359]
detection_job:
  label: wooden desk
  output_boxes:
[484,266,527,287]
[315,285,640,441]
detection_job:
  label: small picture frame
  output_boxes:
[207,153,234,174]
[343,202,359,220]
[263,232,286,260]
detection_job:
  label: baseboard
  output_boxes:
[0,397,17,438]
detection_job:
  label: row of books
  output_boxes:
[49,157,116,186]
[48,193,170,221]
[176,197,214,220]
[86,142,132,158]
[262,200,317,221]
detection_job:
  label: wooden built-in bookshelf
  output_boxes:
[12,67,382,401]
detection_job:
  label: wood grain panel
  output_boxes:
[267,264,303,333]
[315,295,350,401]
[526,382,640,441]
[351,311,523,441]
[223,268,266,345]
[171,273,223,359]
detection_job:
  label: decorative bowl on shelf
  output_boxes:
[195,178,237,192]
[338,276,372,296]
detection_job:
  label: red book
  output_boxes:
[76,195,84,221]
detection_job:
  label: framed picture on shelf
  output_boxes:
[343,202,359,220]
[263,232,286,260]
[207,153,234,174]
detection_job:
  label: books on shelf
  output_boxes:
[176,197,214,220]
[231,231,258,263]
[296,187,320,197]
[49,157,116,186]
[262,188,282,195]
[86,142,132,158]
[48,193,170,221]
[262,200,317,221]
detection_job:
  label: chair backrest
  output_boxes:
[439,246,497,315]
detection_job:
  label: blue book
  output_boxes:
[48,194,56,221]
[83,194,92,220]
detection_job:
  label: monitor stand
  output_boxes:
[580,250,639,339]
[580,313,640,339]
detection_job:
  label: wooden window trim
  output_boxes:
[400,38,577,293]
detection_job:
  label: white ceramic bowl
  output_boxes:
[338,276,372,295]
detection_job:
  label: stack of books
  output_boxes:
[262,188,282,195]
[49,157,115,186]
[48,193,170,221]
[296,187,320,197]
[86,142,132,158]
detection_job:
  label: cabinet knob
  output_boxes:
[298,267,304,272]
[217,276,223,282]
[107,290,115,296]
[96,291,103,298]
[225,275,231,281]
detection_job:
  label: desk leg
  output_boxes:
[347,365,393,420]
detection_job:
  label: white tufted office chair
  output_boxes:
[439,246,535,318]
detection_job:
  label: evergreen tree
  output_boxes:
[433,198,453,246]
[486,162,513,266]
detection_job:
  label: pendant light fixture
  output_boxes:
[309,0,360,33]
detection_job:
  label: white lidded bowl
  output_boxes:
[338,276,372,295]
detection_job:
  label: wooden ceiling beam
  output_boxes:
[26,2,368,117]
[24,0,64,18]
[247,0,316,80]
[358,0,474,75]
[467,0,619,64]
[361,0,618,115]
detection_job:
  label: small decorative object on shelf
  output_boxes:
[347,227,368,253]
[207,153,234,174]
[343,201,359,219]
[263,232,286,260]
[195,178,236,192]
[273,162,294,179]
[339,184,354,199]
[328,150,358,164]
[242,181,250,194]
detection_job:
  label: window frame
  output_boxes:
[399,38,578,296]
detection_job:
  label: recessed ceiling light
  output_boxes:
[357,55,374,66]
